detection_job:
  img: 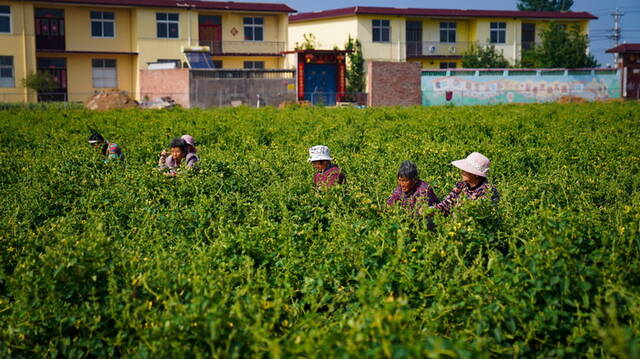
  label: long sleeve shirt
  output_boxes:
[435,179,499,214]
[386,179,439,211]
[103,142,124,162]
[313,164,346,188]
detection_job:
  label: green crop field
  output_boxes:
[1,103,639,358]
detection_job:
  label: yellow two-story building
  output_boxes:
[289,6,596,69]
[0,0,294,103]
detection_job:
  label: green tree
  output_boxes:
[21,71,58,93]
[517,0,573,11]
[345,35,364,96]
[520,23,598,68]
[294,33,317,50]
[462,44,510,68]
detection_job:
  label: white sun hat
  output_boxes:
[451,152,490,177]
[307,145,333,162]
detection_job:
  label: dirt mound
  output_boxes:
[556,95,588,104]
[85,89,139,110]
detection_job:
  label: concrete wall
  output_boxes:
[140,68,190,108]
[422,69,621,105]
[0,1,36,102]
[189,71,296,108]
[367,61,421,107]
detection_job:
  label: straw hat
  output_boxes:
[451,152,490,177]
[307,145,333,162]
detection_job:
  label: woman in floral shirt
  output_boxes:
[308,145,346,188]
[435,152,499,214]
[387,161,439,212]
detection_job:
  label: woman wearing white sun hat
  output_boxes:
[308,145,346,188]
[434,152,499,214]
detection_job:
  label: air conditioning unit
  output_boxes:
[429,45,437,53]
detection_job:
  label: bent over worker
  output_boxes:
[88,132,124,162]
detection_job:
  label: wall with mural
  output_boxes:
[422,69,621,106]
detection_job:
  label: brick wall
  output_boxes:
[140,69,190,108]
[367,62,422,107]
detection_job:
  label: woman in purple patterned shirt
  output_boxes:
[308,145,346,188]
[159,138,199,177]
[387,161,439,212]
[434,152,499,215]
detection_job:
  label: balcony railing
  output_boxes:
[198,40,286,55]
[406,41,542,58]
[406,41,473,58]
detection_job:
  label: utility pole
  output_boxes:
[609,8,624,65]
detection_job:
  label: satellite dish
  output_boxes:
[448,46,456,54]
[429,46,437,53]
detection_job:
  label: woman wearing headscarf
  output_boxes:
[434,152,499,215]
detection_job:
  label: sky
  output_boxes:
[280,0,640,67]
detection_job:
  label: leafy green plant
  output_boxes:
[0,103,639,357]
[462,44,510,68]
[520,23,598,68]
[21,71,58,93]
[345,35,365,99]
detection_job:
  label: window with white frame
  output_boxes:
[243,17,263,41]
[490,22,506,44]
[440,22,456,43]
[0,5,10,33]
[157,12,179,39]
[372,19,390,42]
[243,61,264,69]
[92,59,117,88]
[0,56,14,87]
[91,11,114,37]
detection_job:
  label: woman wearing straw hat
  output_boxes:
[434,152,499,214]
[308,145,346,188]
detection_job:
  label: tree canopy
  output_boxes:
[462,44,510,68]
[520,23,598,68]
[517,0,573,11]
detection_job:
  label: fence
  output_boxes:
[189,69,296,108]
[422,68,621,106]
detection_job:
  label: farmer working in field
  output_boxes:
[434,152,499,214]
[159,134,198,168]
[159,138,199,176]
[387,161,439,212]
[308,145,346,188]
[88,132,124,162]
